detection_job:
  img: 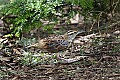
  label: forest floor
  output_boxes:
[0,22,120,80]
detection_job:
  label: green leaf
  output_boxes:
[3,34,13,38]
[15,32,20,37]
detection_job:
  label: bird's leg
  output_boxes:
[60,42,74,58]
[62,50,69,58]
[70,43,75,57]
[68,31,85,57]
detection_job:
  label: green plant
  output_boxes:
[1,0,68,37]
[1,0,117,37]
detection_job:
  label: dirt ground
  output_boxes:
[0,27,120,80]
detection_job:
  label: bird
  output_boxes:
[29,30,85,53]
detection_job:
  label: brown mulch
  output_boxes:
[0,21,120,80]
[0,34,120,80]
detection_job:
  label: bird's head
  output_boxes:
[64,30,85,42]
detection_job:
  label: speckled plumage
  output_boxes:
[31,30,84,53]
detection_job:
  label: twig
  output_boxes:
[57,56,87,64]
[108,20,120,28]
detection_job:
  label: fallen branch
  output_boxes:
[57,56,87,64]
